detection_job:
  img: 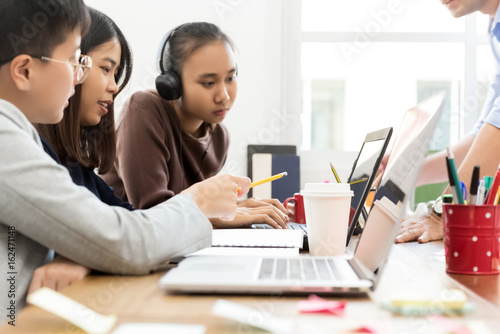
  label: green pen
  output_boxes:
[484,176,493,192]
[446,147,464,204]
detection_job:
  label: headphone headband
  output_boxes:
[155,24,186,100]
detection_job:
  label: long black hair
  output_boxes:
[36,7,133,173]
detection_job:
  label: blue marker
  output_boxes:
[460,181,467,202]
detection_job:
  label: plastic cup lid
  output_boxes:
[301,182,353,197]
[374,197,400,222]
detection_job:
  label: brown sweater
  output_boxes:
[102,90,229,209]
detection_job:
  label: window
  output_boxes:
[285,0,492,151]
[303,80,345,149]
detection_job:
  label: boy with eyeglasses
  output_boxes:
[0,0,250,313]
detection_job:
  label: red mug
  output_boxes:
[284,193,306,224]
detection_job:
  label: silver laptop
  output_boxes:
[159,93,446,296]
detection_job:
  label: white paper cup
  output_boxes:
[301,183,353,256]
[354,197,400,272]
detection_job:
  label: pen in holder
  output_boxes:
[442,204,500,275]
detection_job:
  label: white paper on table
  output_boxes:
[212,299,294,334]
[211,229,303,248]
[27,287,117,334]
[112,323,206,334]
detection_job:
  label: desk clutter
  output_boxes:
[443,204,500,274]
[441,158,500,275]
[26,287,490,334]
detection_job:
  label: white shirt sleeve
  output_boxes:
[471,26,500,136]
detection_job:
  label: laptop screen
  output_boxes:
[345,127,393,246]
[354,92,446,287]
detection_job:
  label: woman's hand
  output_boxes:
[238,197,287,214]
[210,205,289,229]
[181,174,251,220]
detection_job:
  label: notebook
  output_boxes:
[211,229,303,249]
[247,145,297,198]
[251,153,300,202]
[158,93,445,296]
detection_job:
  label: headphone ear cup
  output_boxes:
[155,71,182,100]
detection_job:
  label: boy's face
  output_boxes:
[30,29,81,124]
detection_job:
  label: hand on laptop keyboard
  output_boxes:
[238,198,287,214]
[211,206,289,229]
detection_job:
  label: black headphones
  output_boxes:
[155,25,186,100]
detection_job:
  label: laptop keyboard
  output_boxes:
[288,224,308,235]
[258,258,348,281]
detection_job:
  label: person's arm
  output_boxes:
[94,172,134,210]
[395,60,500,244]
[113,92,176,209]
[0,115,250,275]
[396,123,500,243]
[415,135,474,187]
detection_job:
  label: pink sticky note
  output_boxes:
[430,315,473,334]
[350,326,377,333]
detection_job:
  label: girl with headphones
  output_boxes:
[103,22,288,229]
[30,11,250,295]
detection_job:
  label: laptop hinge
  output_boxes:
[348,257,376,282]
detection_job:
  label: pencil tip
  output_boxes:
[282,172,288,177]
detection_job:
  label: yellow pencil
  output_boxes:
[329,162,341,183]
[251,172,288,188]
[349,177,368,185]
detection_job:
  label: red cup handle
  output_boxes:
[283,197,294,208]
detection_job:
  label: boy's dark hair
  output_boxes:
[0,0,90,64]
[36,7,133,174]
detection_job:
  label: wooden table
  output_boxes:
[3,241,500,333]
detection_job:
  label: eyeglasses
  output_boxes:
[35,49,92,84]
[0,49,92,84]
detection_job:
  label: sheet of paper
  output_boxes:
[212,299,294,334]
[112,323,205,334]
[27,287,117,334]
[212,229,303,248]
[189,247,299,257]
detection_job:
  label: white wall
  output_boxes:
[85,0,285,177]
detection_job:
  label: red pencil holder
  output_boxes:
[442,204,500,275]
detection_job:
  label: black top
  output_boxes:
[40,136,133,211]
